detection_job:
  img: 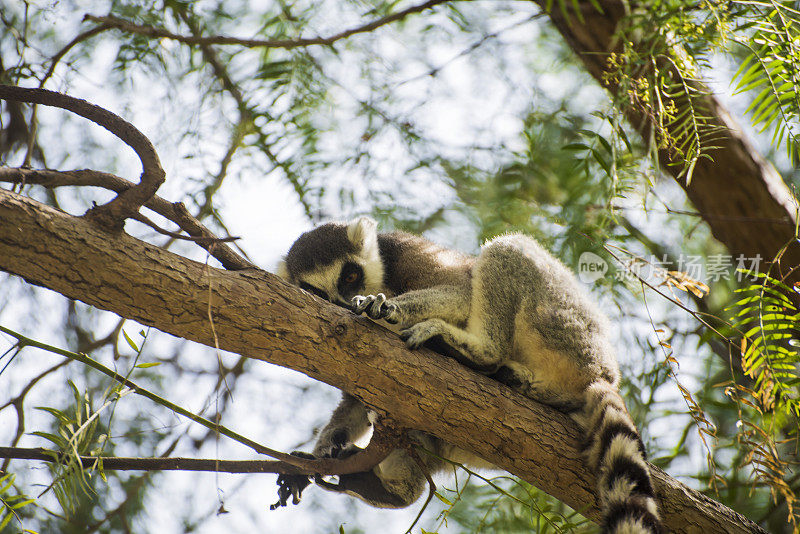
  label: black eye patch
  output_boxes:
[337,262,364,296]
[299,282,329,301]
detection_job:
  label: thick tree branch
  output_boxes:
[0,166,254,270]
[0,187,765,533]
[537,0,800,283]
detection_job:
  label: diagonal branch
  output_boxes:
[0,186,765,534]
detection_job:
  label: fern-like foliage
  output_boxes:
[447,108,638,271]
[733,1,800,165]
[32,381,111,515]
[602,1,734,183]
[0,473,37,534]
[727,271,800,529]
[600,1,800,180]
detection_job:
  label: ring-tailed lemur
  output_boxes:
[273,217,661,534]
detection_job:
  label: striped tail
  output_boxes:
[577,380,662,534]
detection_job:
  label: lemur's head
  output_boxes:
[277,217,385,307]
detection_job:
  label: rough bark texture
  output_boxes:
[0,187,764,533]
[540,0,800,280]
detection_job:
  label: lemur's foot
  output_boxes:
[351,293,400,323]
[400,319,447,349]
[270,451,315,510]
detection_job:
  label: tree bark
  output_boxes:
[0,187,765,533]
[539,0,800,281]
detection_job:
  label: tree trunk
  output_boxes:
[0,187,765,533]
[539,0,800,281]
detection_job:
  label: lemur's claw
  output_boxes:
[401,320,444,349]
[399,329,416,347]
[400,328,426,349]
[270,451,315,510]
[351,294,399,323]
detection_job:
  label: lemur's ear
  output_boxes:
[347,216,379,255]
[275,258,290,281]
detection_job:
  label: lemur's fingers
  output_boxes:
[351,294,399,322]
[381,301,400,323]
[365,293,387,319]
[351,294,378,314]
[271,473,311,509]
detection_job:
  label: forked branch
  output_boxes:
[0,85,164,228]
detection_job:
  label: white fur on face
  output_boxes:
[298,259,348,304]
[275,259,290,280]
[357,251,385,296]
[348,216,385,297]
[297,254,386,305]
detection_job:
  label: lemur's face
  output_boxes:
[294,258,369,307]
[278,217,385,307]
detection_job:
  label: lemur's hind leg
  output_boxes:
[353,273,513,373]
[490,362,584,411]
[317,432,446,508]
[401,303,514,376]
[399,318,507,373]
[316,449,427,508]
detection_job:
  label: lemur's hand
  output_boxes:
[270,451,315,510]
[351,293,400,323]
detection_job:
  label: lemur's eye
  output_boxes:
[338,262,365,295]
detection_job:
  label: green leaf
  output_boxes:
[0,475,13,494]
[0,512,13,531]
[134,362,162,368]
[31,431,67,449]
[123,329,139,352]
[434,491,453,505]
[10,498,35,510]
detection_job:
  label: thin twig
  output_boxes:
[130,211,239,244]
[0,325,394,476]
[0,447,291,473]
[85,1,454,50]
